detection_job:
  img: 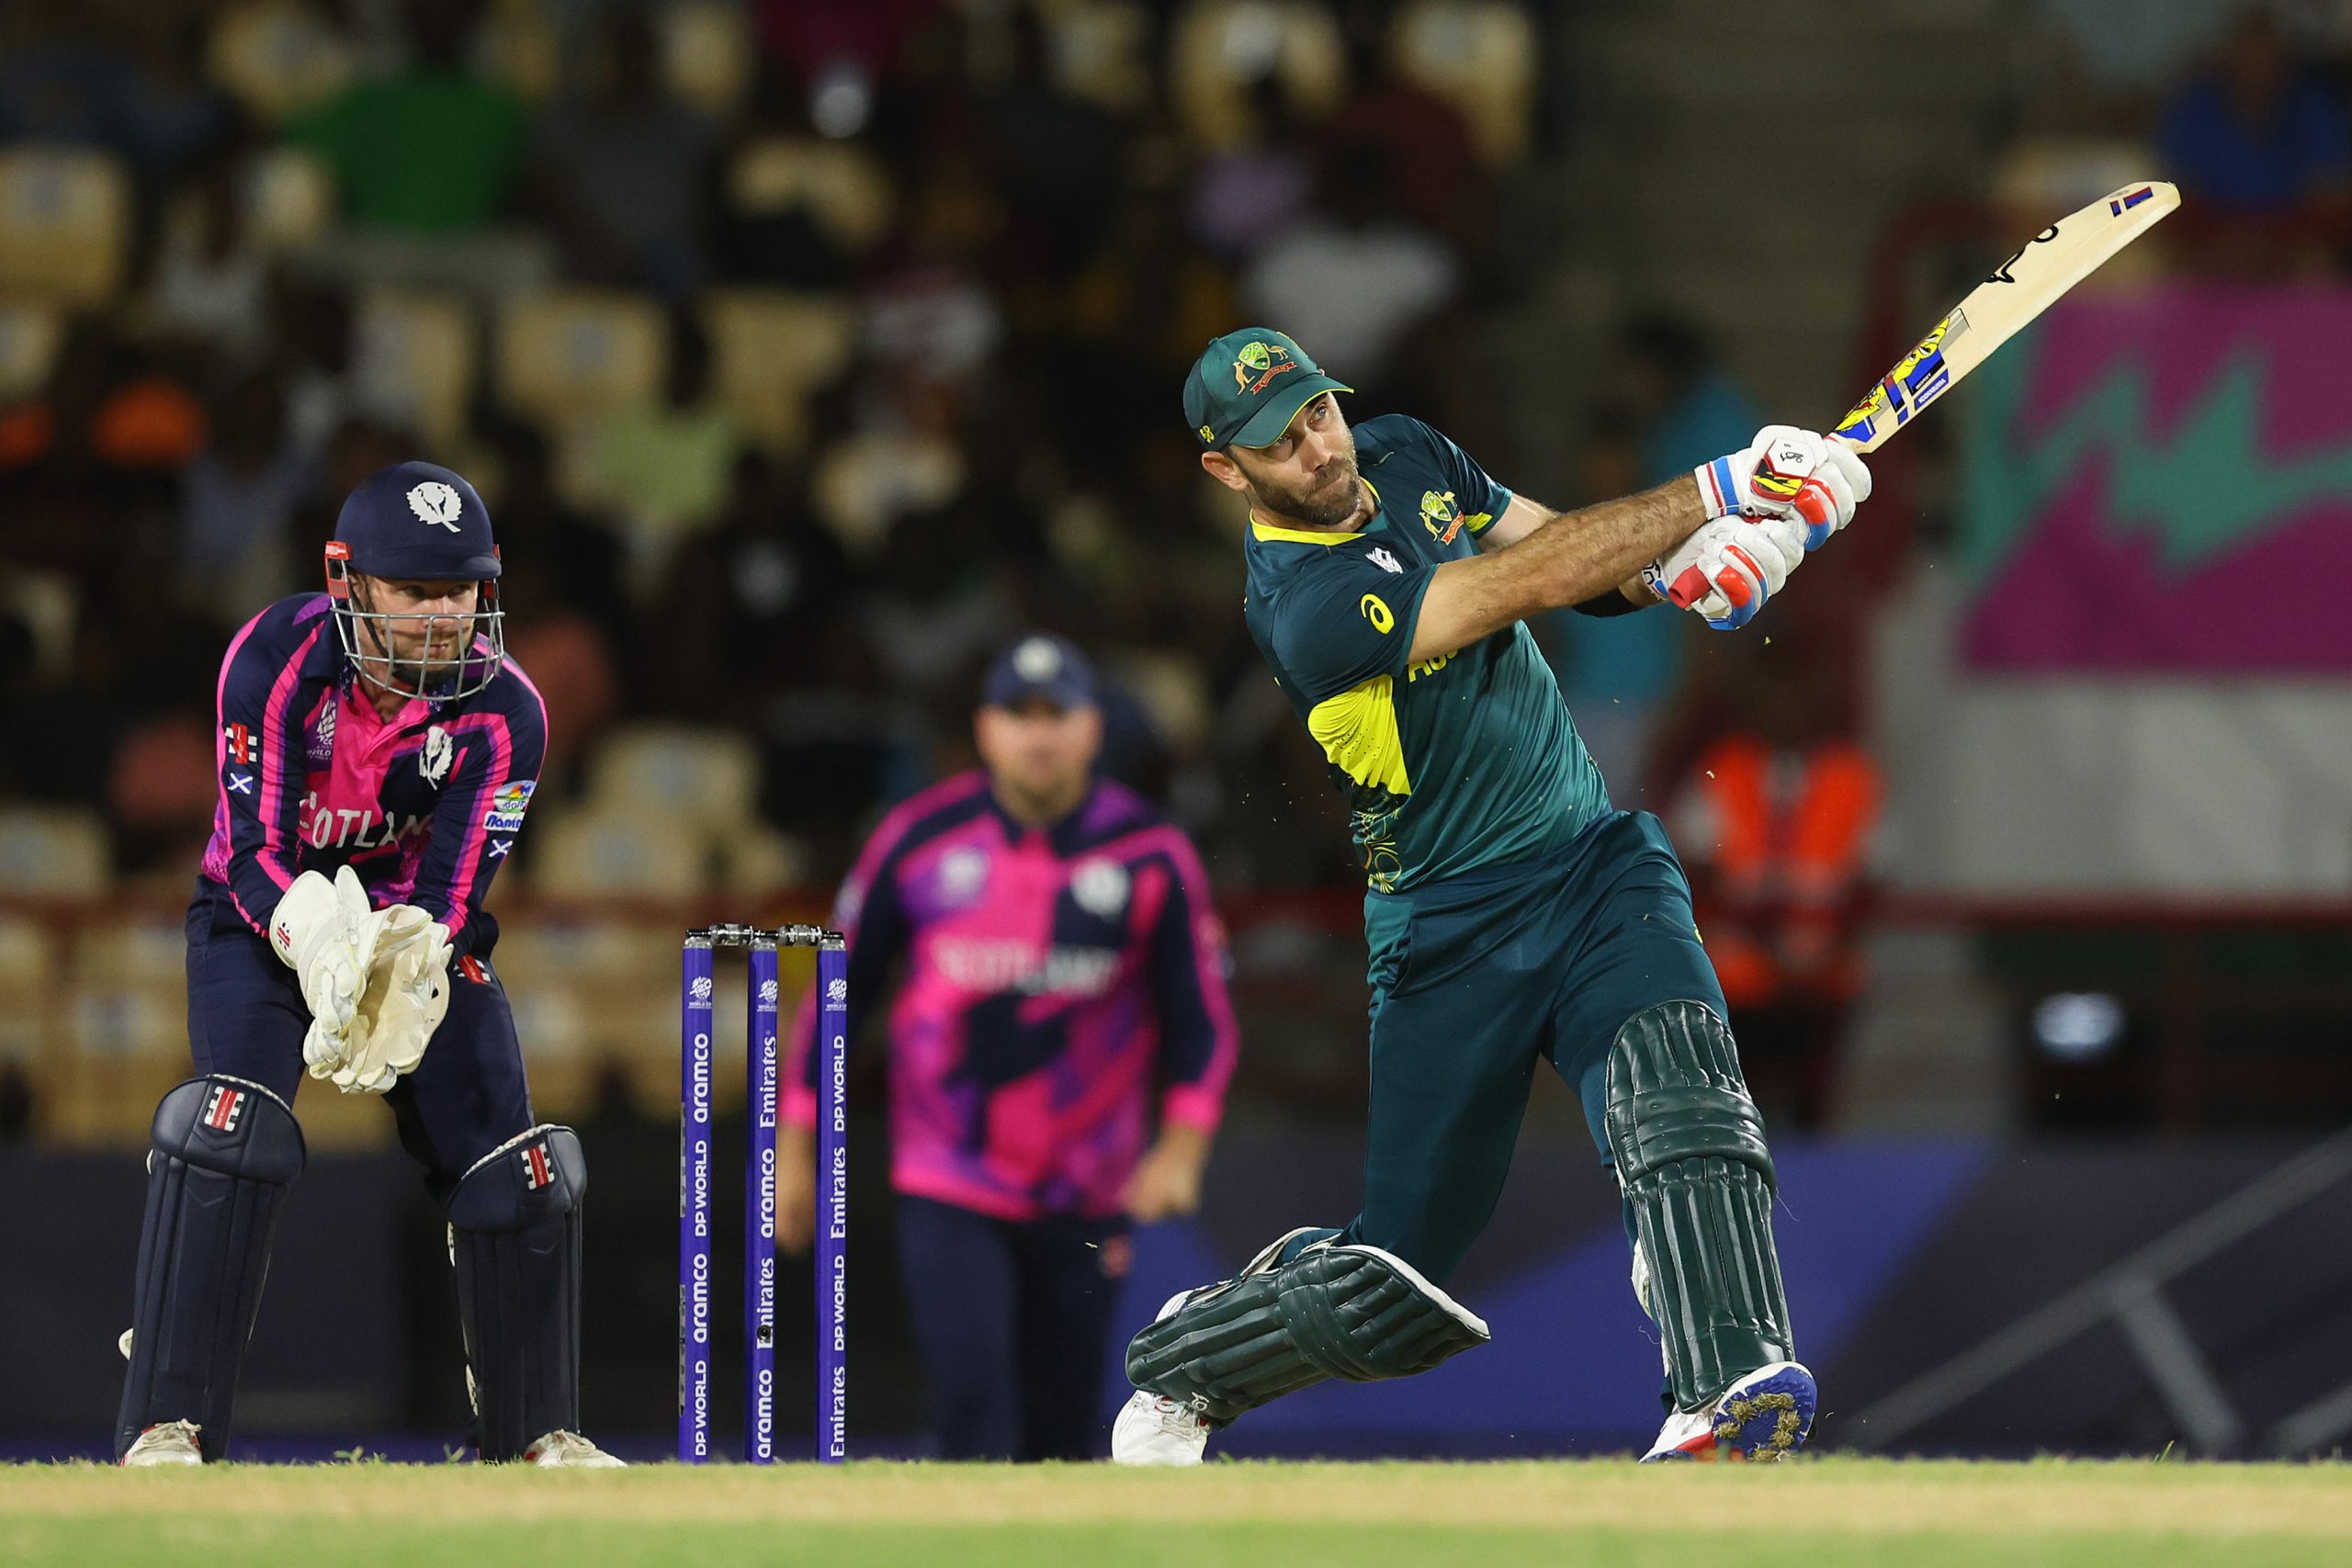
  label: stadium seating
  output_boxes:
[662,1,756,118]
[0,807,110,897]
[1391,0,1539,165]
[585,724,762,838]
[1169,0,1347,150]
[495,289,670,431]
[0,305,62,402]
[699,289,862,452]
[0,149,132,307]
[243,147,336,254]
[205,0,354,123]
[353,289,477,446]
[725,137,896,255]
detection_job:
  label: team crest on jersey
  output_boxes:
[418,726,454,785]
[936,846,990,905]
[1231,339,1300,396]
[1419,489,1464,546]
[1070,858,1130,919]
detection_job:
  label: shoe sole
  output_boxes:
[1709,1364,1816,1462]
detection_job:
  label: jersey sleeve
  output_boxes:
[1142,832,1240,1134]
[1406,416,1514,540]
[403,683,546,959]
[209,610,329,933]
[782,809,913,1129]
[1267,551,1437,703]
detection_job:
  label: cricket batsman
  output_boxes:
[1111,330,1870,1464]
[114,461,620,1467]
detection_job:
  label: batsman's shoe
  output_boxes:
[120,1420,205,1467]
[1642,1361,1816,1463]
[521,1429,626,1467]
[1112,1391,1210,1467]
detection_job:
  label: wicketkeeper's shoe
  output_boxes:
[120,1420,204,1467]
[521,1429,627,1467]
[1641,1360,1816,1463]
[1111,1391,1209,1467]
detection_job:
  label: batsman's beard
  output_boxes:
[1262,456,1364,529]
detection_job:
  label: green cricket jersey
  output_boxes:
[1243,414,1611,895]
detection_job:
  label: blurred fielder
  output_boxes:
[115,461,619,1467]
[783,635,1239,1460]
[1112,329,1870,1465]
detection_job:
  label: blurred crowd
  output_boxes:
[0,0,1543,894]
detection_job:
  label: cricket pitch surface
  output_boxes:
[8,1456,2351,1566]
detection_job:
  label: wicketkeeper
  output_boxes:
[1112,330,1871,1465]
[114,462,619,1467]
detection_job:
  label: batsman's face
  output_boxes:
[976,697,1102,804]
[1207,394,1363,529]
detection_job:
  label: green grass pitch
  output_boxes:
[7,1456,2351,1566]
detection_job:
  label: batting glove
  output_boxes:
[1695,424,1873,547]
[1644,511,1810,630]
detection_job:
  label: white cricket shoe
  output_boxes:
[521,1429,627,1467]
[1642,1360,1816,1463]
[120,1420,204,1467]
[1112,1391,1209,1467]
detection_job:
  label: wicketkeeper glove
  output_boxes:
[269,867,376,1071]
[325,908,453,1095]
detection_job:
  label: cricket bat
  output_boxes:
[1829,181,2180,452]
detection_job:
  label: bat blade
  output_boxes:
[1830,181,2179,453]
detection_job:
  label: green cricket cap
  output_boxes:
[1182,328,1352,451]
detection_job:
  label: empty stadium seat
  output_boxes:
[205,0,354,123]
[243,146,335,254]
[700,289,861,452]
[726,138,895,254]
[1047,1,1155,114]
[0,807,110,897]
[663,1,755,117]
[353,289,476,446]
[585,723,762,838]
[1169,0,1346,151]
[1391,0,1538,166]
[0,304,62,400]
[527,807,710,899]
[0,149,131,306]
[495,288,669,430]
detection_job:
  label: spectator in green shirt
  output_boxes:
[291,0,527,236]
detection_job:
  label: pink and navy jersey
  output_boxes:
[786,773,1239,1223]
[196,592,546,958]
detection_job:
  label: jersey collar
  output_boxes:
[1247,479,1387,547]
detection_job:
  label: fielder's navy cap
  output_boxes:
[983,634,1097,711]
[334,461,501,581]
[1182,328,1352,451]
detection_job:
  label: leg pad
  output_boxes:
[1605,1001,1794,1412]
[1125,1238,1489,1425]
[116,1076,305,1461]
[447,1125,585,1461]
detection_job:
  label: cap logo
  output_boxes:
[1231,339,1299,397]
[407,480,463,532]
[1012,637,1062,681]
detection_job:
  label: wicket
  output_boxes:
[679,923,848,1464]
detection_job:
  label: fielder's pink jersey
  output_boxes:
[786,773,1239,1222]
